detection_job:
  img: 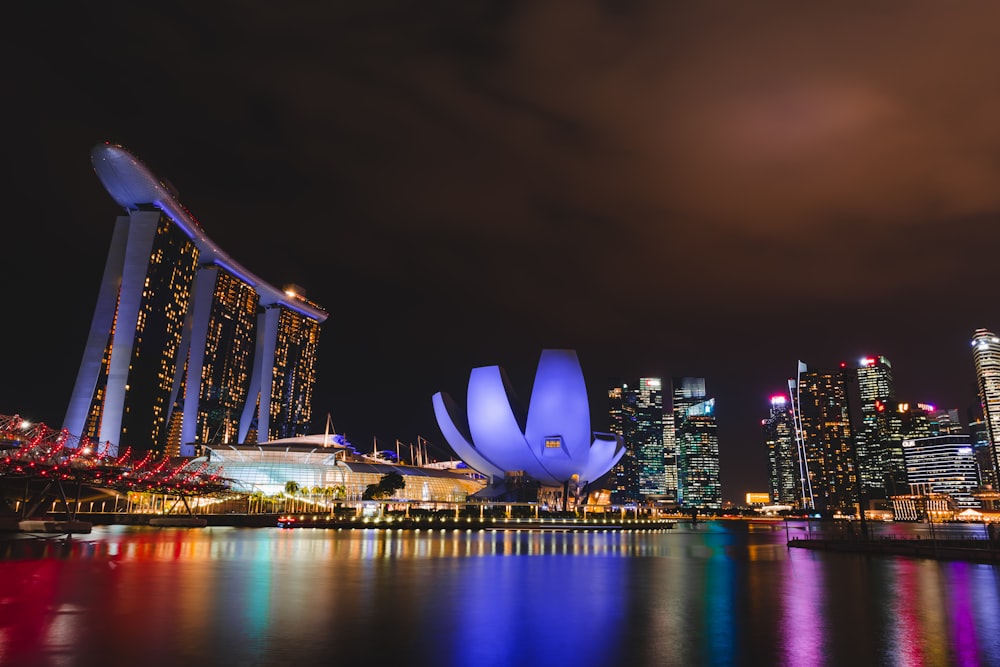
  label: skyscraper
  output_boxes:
[607,383,638,503]
[763,395,797,506]
[854,355,901,498]
[968,408,996,488]
[789,362,856,515]
[927,406,963,435]
[64,144,328,457]
[972,328,1000,486]
[635,378,667,498]
[608,378,675,503]
[673,377,721,510]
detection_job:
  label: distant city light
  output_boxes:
[860,357,876,366]
[770,395,786,405]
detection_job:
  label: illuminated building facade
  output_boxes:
[968,411,996,488]
[195,438,485,501]
[855,355,897,497]
[789,362,856,515]
[928,407,963,436]
[64,144,327,457]
[180,266,259,448]
[635,378,667,498]
[763,395,797,506]
[901,435,980,509]
[607,383,639,503]
[433,350,625,504]
[607,378,674,503]
[972,328,1000,485]
[673,377,721,510]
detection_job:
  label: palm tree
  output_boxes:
[284,480,301,512]
[249,490,265,514]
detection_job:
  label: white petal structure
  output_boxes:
[432,350,625,488]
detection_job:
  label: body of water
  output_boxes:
[1,520,998,667]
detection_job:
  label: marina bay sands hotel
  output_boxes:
[64,143,328,458]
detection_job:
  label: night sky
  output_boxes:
[8,2,1000,502]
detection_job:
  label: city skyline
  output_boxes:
[9,3,1000,502]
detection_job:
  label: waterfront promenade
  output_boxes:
[789,534,1000,563]
[1,510,678,532]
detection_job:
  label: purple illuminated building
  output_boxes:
[432,350,625,504]
[64,143,328,457]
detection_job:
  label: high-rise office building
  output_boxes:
[635,378,666,498]
[607,383,638,503]
[927,406,963,435]
[968,409,996,488]
[608,378,675,504]
[673,377,721,510]
[902,435,981,509]
[64,144,328,457]
[854,355,896,497]
[972,328,1000,485]
[763,395,797,506]
[788,362,856,515]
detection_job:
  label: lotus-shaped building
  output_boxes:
[432,349,625,491]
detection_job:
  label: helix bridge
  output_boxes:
[0,413,231,522]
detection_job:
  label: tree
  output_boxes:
[362,472,406,500]
[284,481,300,511]
[380,472,405,497]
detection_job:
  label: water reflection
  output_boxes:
[0,523,998,667]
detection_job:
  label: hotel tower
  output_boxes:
[972,328,1000,484]
[64,143,328,457]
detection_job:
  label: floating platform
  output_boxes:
[789,537,1000,563]
[18,519,92,534]
[148,516,208,527]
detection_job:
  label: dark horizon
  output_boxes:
[7,2,1000,502]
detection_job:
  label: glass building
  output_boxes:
[968,411,996,488]
[901,435,981,509]
[673,377,721,510]
[608,378,676,504]
[972,328,1000,486]
[763,395,797,506]
[65,144,328,458]
[635,378,667,498]
[195,436,486,502]
[789,362,856,515]
[178,265,259,448]
[855,355,898,497]
[607,383,639,503]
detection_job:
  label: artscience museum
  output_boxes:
[432,349,624,507]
